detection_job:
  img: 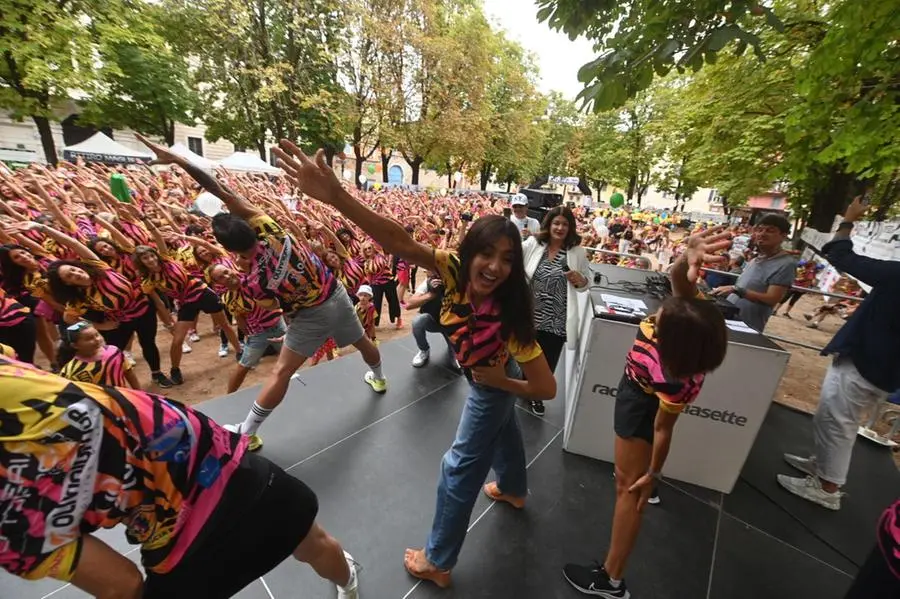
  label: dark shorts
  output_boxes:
[143,453,319,599]
[177,288,224,322]
[613,374,658,444]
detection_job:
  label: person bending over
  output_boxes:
[564,226,730,598]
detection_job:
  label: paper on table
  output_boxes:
[600,294,648,312]
[725,319,758,334]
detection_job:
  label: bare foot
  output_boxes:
[404,548,451,588]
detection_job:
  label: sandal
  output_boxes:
[483,481,526,509]
[404,548,451,588]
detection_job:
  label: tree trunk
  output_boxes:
[354,151,365,189]
[164,120,176,146]
[406,155,423,185]
[32,115,58,165]
[506,179,512,193]
[807,167,863,231]
[381,148,392,183]
[626,174,637,201]
[324,146,336,167]
[256,141,267,162]
[479,162,492,191]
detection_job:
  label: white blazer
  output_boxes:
[522,236,591,350]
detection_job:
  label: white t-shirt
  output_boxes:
[510,214,541,236]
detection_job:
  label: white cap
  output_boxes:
[357,284,373,297]
[510,193,528,206]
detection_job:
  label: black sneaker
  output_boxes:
[563,562,630,598]
[170,367,184,385]
[648,490,660,505]
[530,400,546,417]
[152,372,174,389]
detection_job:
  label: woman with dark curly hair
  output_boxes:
[39,223,174,388]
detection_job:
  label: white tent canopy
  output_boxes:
[168,143,217,170]
[63,133,153,165]
[218,151,282,175]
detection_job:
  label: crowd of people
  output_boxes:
[0,136,896,599]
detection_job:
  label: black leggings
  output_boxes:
[372,279,401,326]
[780,289,806,308]
[535,329,565,374]
[0,314,37,364]
[102,307,162,372]
[218,307,245,345]
[844,545,900,598]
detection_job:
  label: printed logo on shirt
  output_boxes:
[44,400,103,551]
[592,384,618,397]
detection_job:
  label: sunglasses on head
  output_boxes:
[65,321,91,343]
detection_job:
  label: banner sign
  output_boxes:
[62,150,146,165]
[802,216,900,262]
[549,176,579,186]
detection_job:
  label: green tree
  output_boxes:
[534,92,582,183]
[82,31,198,145]
[535,0,784,111]
[0,0,148,163]
[162,0,348,161]
[780,0,900,229]
[476,37,543,190]
[390,0,493,184]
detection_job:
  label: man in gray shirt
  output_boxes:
[711,214,797,331]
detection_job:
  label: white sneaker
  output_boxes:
[218,344,229,358]
[189,331,201,342]
[412,349,430,368]
[337,551,360,599]
[776,474,842,510]
[783,453,817,477]
[182,342,192,354]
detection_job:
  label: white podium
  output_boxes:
[563,265,790,494]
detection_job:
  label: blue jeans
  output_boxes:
[412,313,453,353]
[425,360,527,569]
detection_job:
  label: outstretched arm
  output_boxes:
[670,226,731,298]
[273,141,435,271]
[135,134,260,221]
[33,224,100,262]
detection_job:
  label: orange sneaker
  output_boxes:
[483,481,526,509]
[404,548,451,588]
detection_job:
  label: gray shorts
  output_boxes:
[284,287,365,357]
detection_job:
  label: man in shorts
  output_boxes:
[138,135,387,451]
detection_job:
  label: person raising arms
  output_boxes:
[136,134,387,451]
[272,140,556,588]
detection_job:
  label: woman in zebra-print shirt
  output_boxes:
[521,206,592,416]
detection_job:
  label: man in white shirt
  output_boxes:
[510,193,541,238]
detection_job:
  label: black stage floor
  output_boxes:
[4,337,899,599]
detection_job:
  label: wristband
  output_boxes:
[838,221,854,230]
[647,470,662,480]
[734,285,747,298]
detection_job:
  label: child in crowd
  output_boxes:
[58,320,140,389]
[356,285,377,343]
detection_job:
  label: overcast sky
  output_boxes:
[481,0,597,100]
